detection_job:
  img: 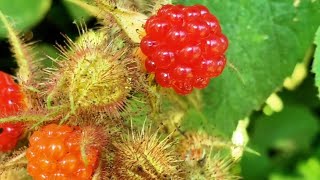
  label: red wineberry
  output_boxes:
[140,4,229,95]
[0,71,25,152]
[26,124,99,180]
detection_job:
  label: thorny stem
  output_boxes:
[30,105,69,129]
[59,112,72,125]
[0,11,31,83]
[80,142,88,166]
[47,75,68,109]
[0,114,44,123]
[23,85,41,93]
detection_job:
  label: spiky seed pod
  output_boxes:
[187,155,240,180]
[78,125,108,158]
[113,126,184,179]
[177,132,231,165]
[156,110,184,136]
[45,29,138,122]
[177,132,240,179]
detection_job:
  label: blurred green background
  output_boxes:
[1,0,320,179]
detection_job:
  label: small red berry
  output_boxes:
[0,71,25,152]
[186,19,210,38]
[140,36,159,56]
[145,59,157,72]
[172,80,193,95]
[173,65,194,80]
[161,6,185,26]
[166,27,188,47]
[140,4,228,95]
[203,14,221,33]
[183,6,201,20]
[201,33,228,56]
[145,17,171,40]
[194,5,210,16]
[26,124,99,180]
[155,70,172,87]
[192,77,210,89]
[195,55,227,78]
[152,48,175,69]
[157,4,175,16]
[177,44,202,65]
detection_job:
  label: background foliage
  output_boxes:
[1,0,320,179]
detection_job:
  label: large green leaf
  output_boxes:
[312,26,320,96]
[0,0,51,38]
[176,0,320,136]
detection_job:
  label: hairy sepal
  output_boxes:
[186,154,240,180]
[177,131,240,179]
[113,125,184,179]
[94,0,147,43]
[45,29,136,123]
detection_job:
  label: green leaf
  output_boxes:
[280,75,320,109]
[176,0,320,136]
[269,174,302,180]
[312,26,320,96]
[62,0,92,21]
[241,105,319,180]
[269,157,320,180]
[298,158,320,180]
[252,105,319,151]
[241,148,271,180]
[0,0,51,38]
[33,43,59,67]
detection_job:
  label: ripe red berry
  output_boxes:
[0,71,25,152]
[140,4,228,95]
[26,124,99,180]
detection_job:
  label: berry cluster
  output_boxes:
[140,4,228,95]
[0,71,25,152]
[26,124,99,180]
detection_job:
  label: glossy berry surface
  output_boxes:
[141,4,228,95]
[0,71,25,152]
[26,124,99,180]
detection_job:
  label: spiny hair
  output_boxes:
[94,0,153,14]
[177,132,240,179]
[178,132,231,163]
[113,122,185,179]
[94,0,173,15]
[43,25,140,123]
[186,154,241,180]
